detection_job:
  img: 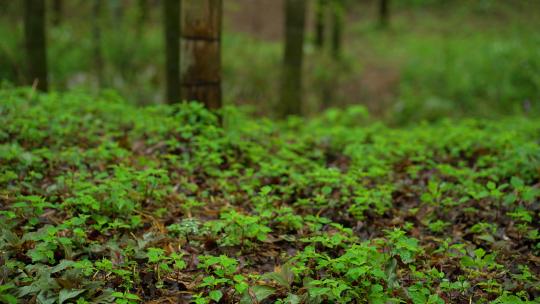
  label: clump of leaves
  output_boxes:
[205,210,271,247]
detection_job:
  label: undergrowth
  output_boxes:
[0,88,539,303]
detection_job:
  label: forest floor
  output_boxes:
[1,88,539,303]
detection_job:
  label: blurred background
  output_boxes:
[1,0,539,124]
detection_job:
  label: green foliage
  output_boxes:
[394,32,540,122]
[206,209,271,247]
[111,291,140,304]
[0,89,538,302]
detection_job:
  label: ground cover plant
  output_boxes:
[0,87,539,303]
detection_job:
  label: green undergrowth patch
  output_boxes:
[0,88,539,303]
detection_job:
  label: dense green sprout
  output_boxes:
[0,88,539,303]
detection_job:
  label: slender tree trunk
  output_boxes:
[92,0,104,88]
[250,1,263,35]
[314,0,326,49]
[111,0,123,25]
[163,0,180,104]
[280,0,306,117]
[137,0,148,37]
[51,0,62,26]
[0,0,7,16]
[181,0,222,110]
[331,0,344,59]
[24,0,48,91]
[379,0,390,28]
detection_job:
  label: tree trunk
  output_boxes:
[163,0,180,104]
[279,0,306,117]
[111,0,123,25]
[379,0,390,28]
[180,0,222,110]
[52,0,62,26]
[24,0,48,91]
[137,0,148,37]
[314,0,326,49]
[331,0,344,59]
[92,0,104,88]
[250,1,263,35]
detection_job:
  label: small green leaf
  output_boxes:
[124,293,140,300]
[240,285,275,304]
[59,289,85,304]
[209,290,223,302]
[510,176,524,189]
[0,294,18,304]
